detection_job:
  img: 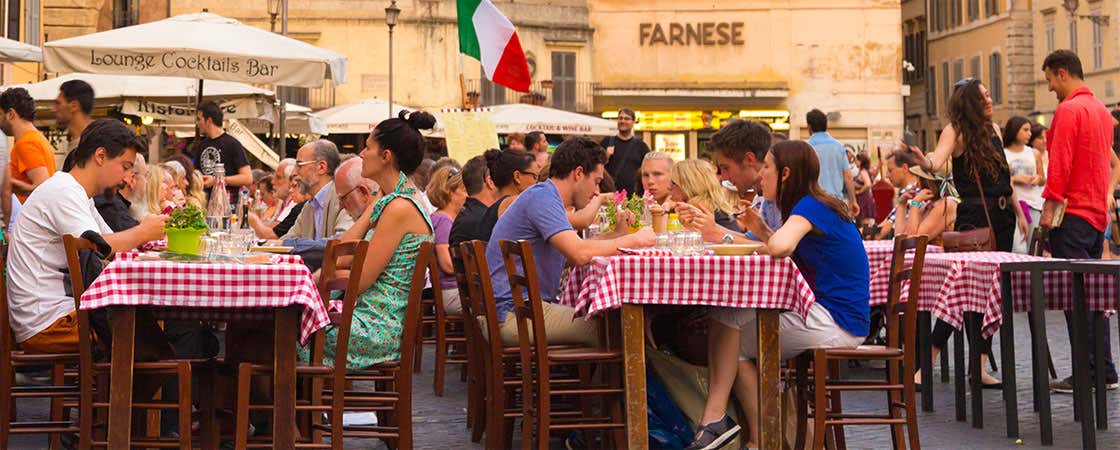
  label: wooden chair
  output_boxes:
[0,241,80,450]
[431,245,469,397]
[63,234,195,449]
[449,244,485,440]
[499,239,626,450]
[800,234,927,450]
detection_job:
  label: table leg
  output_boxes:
[1093,312,1107,431]
[620,304,648,450]
[999,271,1018,438]
[757,309,781,450]
[1029,270,1053,446]
[953,329,966,422]
[108,307,136,450]
[918,311,934,412]
[1072,273,1096,450]
[273,307,299,450]
[198,364,219,450]
[966,312,983,429]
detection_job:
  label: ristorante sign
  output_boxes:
[121,98,264,123]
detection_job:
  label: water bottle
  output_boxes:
[205,165,230,232]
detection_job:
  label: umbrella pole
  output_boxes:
[189,79,205,157]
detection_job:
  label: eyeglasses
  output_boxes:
[338,185,360,202]
[954,77,976,87]
[518,169,538,179]
[295,160,318,167]
[447,167,461,179]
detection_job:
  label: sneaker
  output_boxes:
[13,371,52,386]
[1050,376,1120,394]
[564,432,587,450]
[685,414,740,450]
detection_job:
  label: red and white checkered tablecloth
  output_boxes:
[81,252,327,345]
[558,254,816,317]
[868,251,1117,338]
[863,240,943,271]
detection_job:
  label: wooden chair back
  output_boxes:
[449,244,480,345]
[1028,226,1049,257]
[458,240,505,383]
[316,239,370,371]
[884,234,929,362]
[498,239,551,428]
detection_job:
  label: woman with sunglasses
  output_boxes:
[907,78,1028,388]
[473,148,540,241]
[427,166,467,314]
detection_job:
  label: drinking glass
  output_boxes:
[655,233,671,250]
[689,232,706,256]
[670,232,689,256]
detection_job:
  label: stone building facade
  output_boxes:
[1032,0,1119,123]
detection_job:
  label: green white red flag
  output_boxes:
[456,0,531,93]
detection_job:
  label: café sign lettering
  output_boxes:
[88,50,280,78]
[639,22,745,47]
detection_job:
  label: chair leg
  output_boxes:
[812,353,828,450]
[887,360,905,450]
[0,370,12,449]
[794,354,810,450]
[828,360,846,450]
[434,317,447,397]
[609,363,626,450]
[177,362,191,450]
[234,364,252,450]
[49,364,65,450]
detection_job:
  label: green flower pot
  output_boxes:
[165,228,206,255]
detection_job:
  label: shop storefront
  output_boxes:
[600,109,791,161]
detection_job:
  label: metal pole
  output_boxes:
[388,26,394,119]
[277,0,288,159]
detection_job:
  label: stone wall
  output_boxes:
[1004,2,1035,117]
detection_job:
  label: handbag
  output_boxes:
[941,171,997,252]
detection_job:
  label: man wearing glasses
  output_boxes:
[601,108,650,194]
[279,139,354,241]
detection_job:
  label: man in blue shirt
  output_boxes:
[485,137,656,348]
[805,109,860,217]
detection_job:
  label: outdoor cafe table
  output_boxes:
[862,239,943,271]
[80,251,329,450]
[558,251,816,450]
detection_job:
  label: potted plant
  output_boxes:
[164,205,208,255]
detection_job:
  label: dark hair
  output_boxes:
[411,158,436,191]
[483,149,535,188]
[888,150,920,169]
[856,153,871,171]
[71,119,146,168]
[59,79,94,115]
[197,100,223,125]
[599,170,616,193]
[806,109,828,133]
[1002,116,1032,148]
[549,136,607,180]
[618,108,636,120]
[0,88,35,121]
[948,78,1007,179]
[710,119,772,164]
[769,140,851,222]
[770,132,789,144]
[371,109,436,175]
[1029,122,1047,149]
[524,131,546,149]
[1042,49,1084,79]
[462,155,490,195]
[308,139,341,174]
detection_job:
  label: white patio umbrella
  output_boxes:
[0,37,41,62]
[43,12,346,88]
[318,98,435,135]
[246,103,326,136]
[488,103,617,136]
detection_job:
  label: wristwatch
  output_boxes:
[721,233,735,244]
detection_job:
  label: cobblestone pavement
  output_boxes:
[8,312,1118,449]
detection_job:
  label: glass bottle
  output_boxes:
[205,165,230,232]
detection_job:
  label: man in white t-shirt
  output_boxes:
[8,119,168,353]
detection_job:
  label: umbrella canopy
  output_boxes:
[43,12,346,88]
[0,36,41,62]
[13,73,273,103]
[247,103,326,136]
[488,103,616,136]
[318,98,434,135]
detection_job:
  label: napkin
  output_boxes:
[618,247,674,257]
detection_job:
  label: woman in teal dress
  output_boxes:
[301,110,437,370]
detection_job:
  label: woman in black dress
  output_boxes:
[908,78,1028,386]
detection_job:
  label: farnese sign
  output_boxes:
[639,22,745,46]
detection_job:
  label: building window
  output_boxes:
[114,0,138,28]
[968,0,979,22]
[985,0,999,16]
[970,55,981,79]
[6,0,18,41]
[950,0,962,28]
[551,52,576,111]
[480,67,506,105]
[927,66,937,115]
[1092,11,1103,69]
[1044,13,1056,54]
[989,52,1002,105]
[1069,17,1078,51]
[941,62,950,114]
[917,30,926,80]
[23,0,38,45]
[953,59,964,84]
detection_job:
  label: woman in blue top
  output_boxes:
[685,140,870,450]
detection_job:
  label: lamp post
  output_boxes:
[385,1,400,119]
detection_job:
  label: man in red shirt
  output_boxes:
[1039,49,1120,392]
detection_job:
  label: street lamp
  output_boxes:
[385,0,400,119]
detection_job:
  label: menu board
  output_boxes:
[442,108,500,163]
[654,133,687,161]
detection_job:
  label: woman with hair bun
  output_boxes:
[471,148,539,241]
[301,109,436,369]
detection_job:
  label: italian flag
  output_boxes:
[457,0,531,93]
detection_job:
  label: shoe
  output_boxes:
[685,414,740,450]
[1050,376,1120,394]
[565,432,588,450]
[13,371,51,386]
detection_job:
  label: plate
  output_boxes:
[250,246,294,254]
[708,244,763,256]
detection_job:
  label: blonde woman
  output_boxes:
[427,166,467,315]
[669,158,742,232]
[146,165,183,214]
